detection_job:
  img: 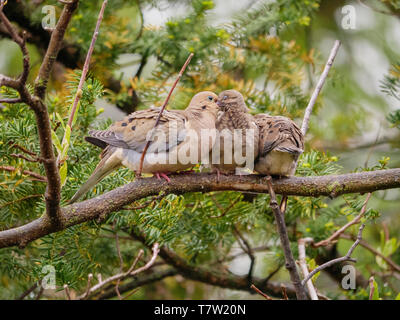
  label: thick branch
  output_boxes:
[0,5,61,227]
[0,169,399,248]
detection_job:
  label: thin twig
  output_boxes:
[63,284,71,300]
[280,40,341,214]
[0,165,46,182]
[78,245,157,299]
[122,287,141,300]
[0,98,22,103]
[10,153,40,163]
[66,0,107,129]
[301,40,341,135]
[0,194,43,210]
[17,282,39,300]
[114,226,124,299]
[250,284,273,300]
[9,142,38,156]
[340,233,400,273]
[81,273,93,300]
[209,195,241,218]
[313,193,371,247]
[281,284,289,300]
[265,176,309,300]
[137,53,194,176]
[302,224,365,286]
[58,0,108,165]
[232,225,255,283]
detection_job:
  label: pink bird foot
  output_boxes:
[154,172,171,183]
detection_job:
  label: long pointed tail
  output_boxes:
[69,150,121,203]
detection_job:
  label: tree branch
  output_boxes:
[265,176,308,300]
[298,237,318,300]
[34,0,79,99]
[340,233,400,273]
[301,224,365,286]
[130,229,298,299]
[96,268,178,300]
[0,4,63,228]
[0,169,399,248]
[301,40,341,135]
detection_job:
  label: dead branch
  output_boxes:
[313,193,372,247]
[250,284,273,300]
[301,40,341,135]
[78,244,158,300]
[298,237,318,300]
[301,223,366,286]
[340,233,400,273]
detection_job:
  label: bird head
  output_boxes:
[217,89,249,113]
[186,91,219,118]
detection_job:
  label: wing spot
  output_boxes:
[131,126,136,131]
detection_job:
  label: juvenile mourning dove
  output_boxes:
[254,114,304,177]
[70,91,219,203]
[210,90,259,174]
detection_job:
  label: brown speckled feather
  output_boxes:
[254,114,304,176]
[255,114,304,156]
[87,108,188,154]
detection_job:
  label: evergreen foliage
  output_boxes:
[0,0,399,300]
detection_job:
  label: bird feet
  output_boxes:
[154,172,171,183]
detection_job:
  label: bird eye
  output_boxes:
[223,95,228,100]
[207,96,213,101]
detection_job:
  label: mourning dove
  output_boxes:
[209,90,259,175]
[70,91,219,203]
[254,114,304,177]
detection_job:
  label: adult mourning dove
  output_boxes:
[254,114,304,177]
[70,91,219,203]
[210,90,259,175]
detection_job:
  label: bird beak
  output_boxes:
[216,100,223,108]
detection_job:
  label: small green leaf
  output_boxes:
[55,112,65,130]
[395,293,400,300]
[59,161,68,187]
[371,279,380,300]
[61,125,71,158]
[51,130,62,154]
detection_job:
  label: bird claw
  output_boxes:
[155,172,171,183]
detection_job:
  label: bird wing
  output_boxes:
[255,114,304,157]
[86,108,188,154]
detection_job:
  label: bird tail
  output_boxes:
[69,147,121,203]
